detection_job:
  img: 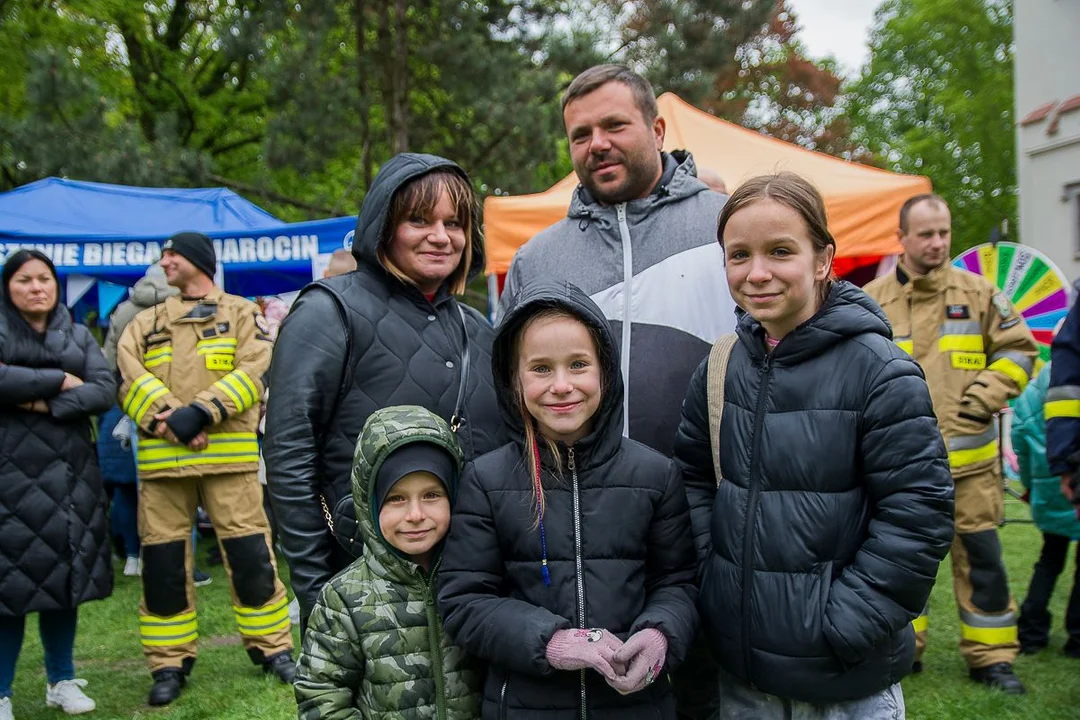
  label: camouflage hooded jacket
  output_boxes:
[295,406,482,720]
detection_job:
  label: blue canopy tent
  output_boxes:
[0,178,357,319]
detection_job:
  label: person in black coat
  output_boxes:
[264,153,507,625]
[673,173,954,718]
[438,280,698,719]
[0,249,116,715]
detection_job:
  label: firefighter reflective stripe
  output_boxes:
[987,350,1033,391]
[196,337,238,355]
[140,611,198,647]
[122,373,171,425]
[1045,385,1080,419]
[213,370,258,412]
[234,597,290,637]
[137,432,260,473]
[948,425,998,468]
[143,345,173,369]
[912,615,929,633]
[939,321,984,353]
[959,609,1018,646]
[894,336,913,356]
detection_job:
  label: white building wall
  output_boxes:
[1015,0,1080,283]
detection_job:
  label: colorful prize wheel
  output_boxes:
[952,242,1070,362]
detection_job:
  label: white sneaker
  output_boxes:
[123,557,141,576]
[45,679,95,715]
[0,696,13,720]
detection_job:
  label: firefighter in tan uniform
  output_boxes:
[116,232,294,706]
[865,194,1038,695]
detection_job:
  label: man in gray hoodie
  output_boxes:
[499,64,733,459]
[102,265,178,371]
[498,65,730,719]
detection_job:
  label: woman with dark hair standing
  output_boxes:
[0,249,116,718]
[265,154,506,627]
[674,173,955,717]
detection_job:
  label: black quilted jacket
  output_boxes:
[264,153,506,621]
[438,280,698,719]
[674,281,954,703]
[0,303,115,616]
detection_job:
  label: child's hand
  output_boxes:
[544,628,624,681]
[607,628,667,695]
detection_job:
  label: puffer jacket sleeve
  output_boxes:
[822,356,954,666]
[438,462,572,676]
[46,325,116,421]
[264,287,350,621]
[0,317,66,404]
[295,578,364,720]
[672,358,716,565]
[628,460,699,668]
[1047,303,1080,476]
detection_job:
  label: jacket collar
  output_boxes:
[565,150,709,220]
[896,258,951,293]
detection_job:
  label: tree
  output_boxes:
[846,0,1015,252]
[708,2,870,161]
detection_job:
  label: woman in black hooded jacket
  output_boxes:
[438,280,698,719]
[264,154,506,625]
[0,249,115,714]
[674,173,954,717]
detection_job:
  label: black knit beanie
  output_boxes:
[163,231,217,280]
[374,443,456,512]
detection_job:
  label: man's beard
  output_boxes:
[578,151,659,205]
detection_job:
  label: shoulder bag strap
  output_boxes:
[451,303,471,433]
[707,333,739,487]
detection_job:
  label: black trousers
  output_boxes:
[1017,532,1080,655]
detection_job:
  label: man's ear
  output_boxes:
[653,116,666,151]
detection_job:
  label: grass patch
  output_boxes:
[9,498,1079,718]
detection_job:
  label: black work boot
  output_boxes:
[148,669,186,706]
[969,662,1026,694]
[263,651,296,684]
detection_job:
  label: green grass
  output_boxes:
[9,499,1080,719]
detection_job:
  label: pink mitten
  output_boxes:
[608,628,667,695]
[545,628,624,680]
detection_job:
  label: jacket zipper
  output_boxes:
[616,203,633,438]
[741,352,773,686]
[569,447,588,719]
[424,557,448,720]
[499,676,509,720]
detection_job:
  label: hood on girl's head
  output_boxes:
[348,405,464,557]
[492,280,623,445]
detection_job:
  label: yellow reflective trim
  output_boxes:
[214,377,246,410]
[205,354,235,371]
[136,433,260,472]
[912,615,929,633]
[144,346,172,360]
[950,352,986,370]
[1046,399,1080,420]
[123,373,170,424]
[140,620,198,638]
[232,370,258,407]
[122,373,157,414]
[144,355,172,369]
[960,622,1017,646]
[237,616,290,637]
[895,339,913,355]
[948,441,998,468]
[988,357,1029,391]
[197,337,238,347]
[939,335,984,353]
[235,606,289,631]
[139,611,197,624]
[234,597,289,617]
[141,632,198,647]
[197,345,237,356]
[222,373,254,408]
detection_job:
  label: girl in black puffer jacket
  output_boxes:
[674,172,955,718]
[438,280,698,719]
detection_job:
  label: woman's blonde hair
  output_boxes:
[378,169,477,295]
[716,172,837,306]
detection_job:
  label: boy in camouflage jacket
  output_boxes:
[294,406,481,719]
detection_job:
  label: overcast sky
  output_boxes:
[787,0,878,76]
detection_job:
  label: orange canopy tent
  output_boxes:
[483,92,931,280]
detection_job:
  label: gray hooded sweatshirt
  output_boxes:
[499,150,733,457]
[102,265,179,371]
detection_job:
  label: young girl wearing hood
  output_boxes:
[438,280,698,719]
[294,405,482,719]
[674,172,955,718]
